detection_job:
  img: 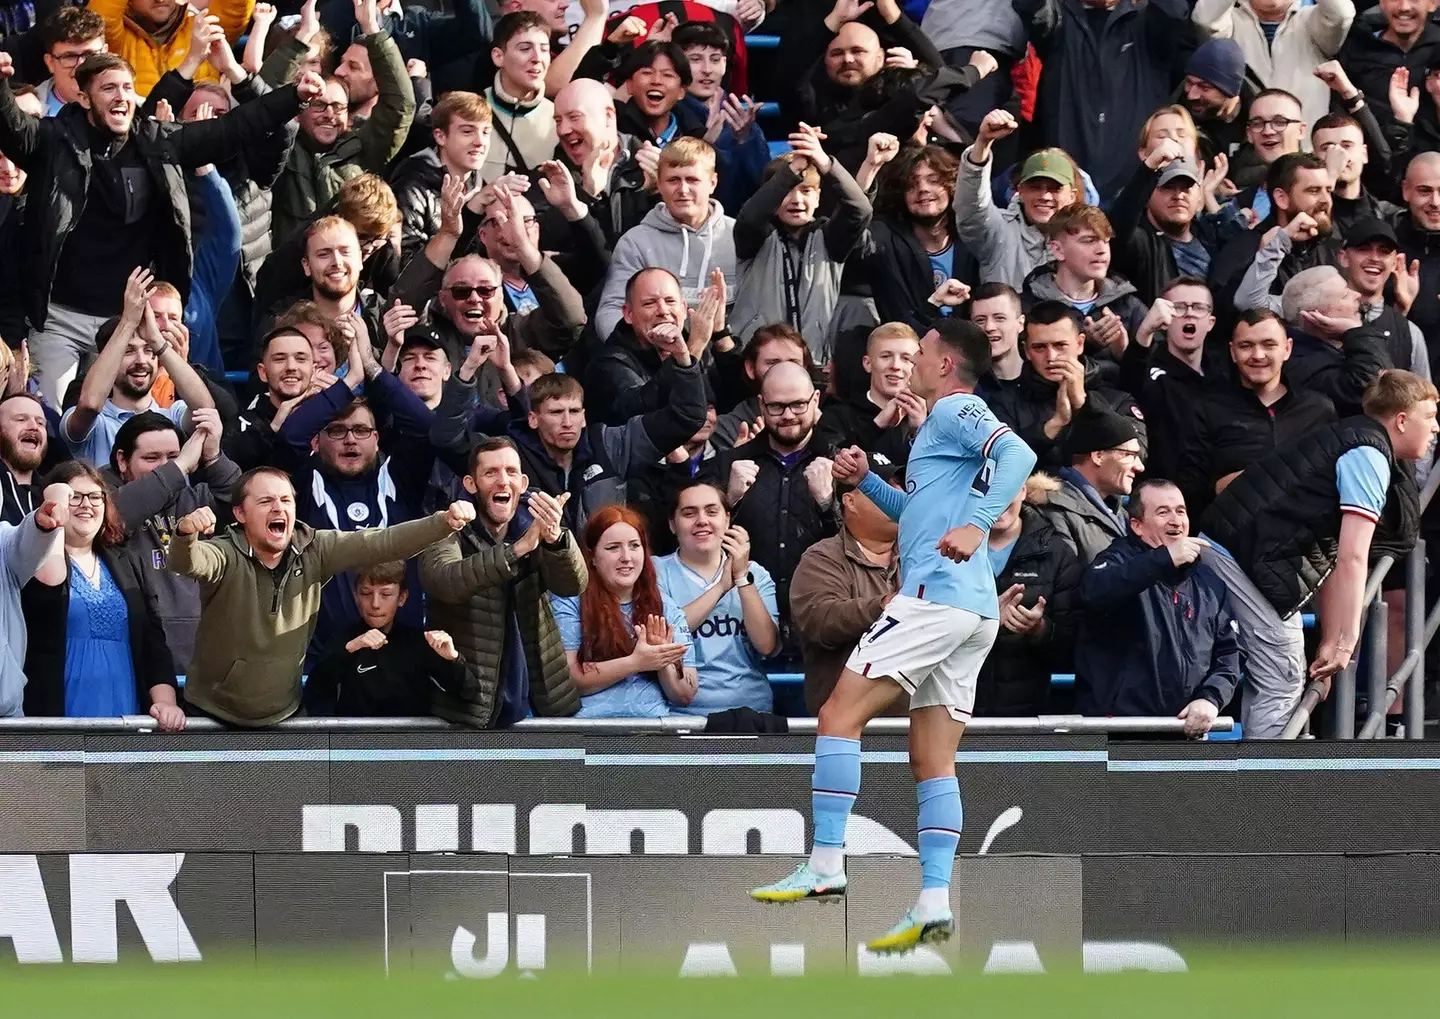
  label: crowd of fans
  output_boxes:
[0,0,1437,737]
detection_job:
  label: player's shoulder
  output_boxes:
[932,392,993,419]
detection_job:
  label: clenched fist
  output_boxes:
[727,459,760,507]
[444,500,477,531]
[177,506,217,536]
[37,482,72,531]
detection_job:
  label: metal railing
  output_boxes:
[0,714,1231,735]
[1282,467,1440,740]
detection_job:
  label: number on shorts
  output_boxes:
[862,614,900,647]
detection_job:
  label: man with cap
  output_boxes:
[957,108,1081,290]
[1338,0,1440,140]
[1109,137,1224,305]
[1339,217,1431,378]
[1037,405,1145,564]
[1180,38,1253,161]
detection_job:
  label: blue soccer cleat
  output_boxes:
[749,862,848,904]
[864,906,955,954]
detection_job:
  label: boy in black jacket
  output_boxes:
[304,561,465,717]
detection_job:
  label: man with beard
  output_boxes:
[1022,204,1149,345]
[267,0,414,246]
[1278,265,1392,415]
[63,269,217,467]
[0,51,324,408]
[418,437,586,728]
[299,216,387,350]
[866,145,979,332]
[1109,141,1223,304]
[814,322,923,469]
[276,332,438,658]
[225,327,318,471]
[1211,152,1340,331]
[1337,218,1429,377]
[0,393,47,524]
[170,468,476,727]
[391,90,492,264]
[986,301,1146,470]
[101,408,238,671]
[1179,38,1252,161]
[1177,309,1337,516]
[482,12,556,183]
[391,182,586,407]
[1395,152,1440,360]
[714,361,838,666]
[1339,0,1440,140]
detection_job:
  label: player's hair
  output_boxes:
[659,135,715,173]
[530,373,585,409]
[1044,203,1113,242]
[673,20,731,57]
[512,349,556,376]
[866,322,919,356]
[76,53,132,91]
[625,266,680,304]
[577,505,664,665]
[492,10,552,50]
[1267,152,1328,199]
[1363,370,1440,419]
[237,466,295,503]
[43,461,125,546]
[355,561,408,588]
[669,478,729,520]
[273,300,350,365]
[970,281,1022,312]
[623,40,692,87]
[432,90,492,132]
[1025,300,1084,334]
[110,411,184,474]
[43,5,106,50]
[468,435,521,475]
[930,319,992,386]
[335,174,400,238]
[1126,477,1182,520]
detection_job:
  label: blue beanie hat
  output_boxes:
[1185,39,1246,99]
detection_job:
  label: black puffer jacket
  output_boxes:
[984,358,1147,469]
[1284,323,1392,418]
[391,146,446,267]
[0,78,302,329]
[1201,415,1419,617]
[973,505,1082,717]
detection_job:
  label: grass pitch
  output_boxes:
[4,948,1438,1019]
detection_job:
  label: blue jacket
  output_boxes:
[1075,532,1240,717]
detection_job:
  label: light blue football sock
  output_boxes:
[917,776,963,890]
[811,735,861,850]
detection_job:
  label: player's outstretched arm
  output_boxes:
[856,471,908,523]
[968,428,1037,531]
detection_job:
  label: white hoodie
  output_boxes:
[594,199,737,341]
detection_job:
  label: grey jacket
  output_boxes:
[956,146,1052,291]
[100,455,242,671]
[1039,474,1129,565]
[730,160,873,357]
[0,512,63,716]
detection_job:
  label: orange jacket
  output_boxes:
[89,0,254,97]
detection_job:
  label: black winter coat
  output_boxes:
[1107,161,1223,305]
[1394,213,1440,371]
[985,358,1147,468]
[1284,323,1392,418]
[1207,218,1342,337]
[304,623,466,716]
[585,322,745,427]
[812,391,915,467]
[1075,532,1241,716]
[862,215,978,332]
[0,78,302,329]
[1119,343,1229,485]
[1338,11,1440,141]
[973,507,1082,716]
[21,545,178,716]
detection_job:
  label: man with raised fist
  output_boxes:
[168,466,475,726]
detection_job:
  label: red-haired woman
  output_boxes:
[549,506,698,718]
[21,461,183,729]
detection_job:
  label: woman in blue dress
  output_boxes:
[549,505,697,718]
[21,461,184,729]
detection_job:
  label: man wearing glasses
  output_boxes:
[272,319,440,661]
[35,6,107,118]
[1039,406,1144,565]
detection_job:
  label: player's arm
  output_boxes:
[965,427,1037,531]
[856,471,908,523]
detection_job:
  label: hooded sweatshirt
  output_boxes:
[0,512,63,717]
[594,199,737,340]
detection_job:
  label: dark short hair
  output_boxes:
[42,5,105,50]
[1127,477,1182,520]
[929,319,991,385]
[1253,87,1302,112]
[1162,275,1210,296]
[76,52,133,92]
[94,315,122,352]
[257,326,314,363]
[355,561,407,588]
[468,435,521,474]
[42,460,126,546]
[110,411,183,473]
[237,466,295,502]
[1267,151,1328,198]
[623,40,692,88]
[1312,112,1361,137]
[492,10,551,49]
[969,281,1022,311]
[1235,307,1285,331]
[1025,300,1084,333]
[673,20,730,57]
[669,477,729,519]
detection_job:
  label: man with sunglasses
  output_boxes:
[275,326,440,661]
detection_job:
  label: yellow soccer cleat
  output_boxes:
[864,907,955,954]
[750,862,848,903]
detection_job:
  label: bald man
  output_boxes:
[712,359,837,665]
[540,78,657,261]
[826,22,885,89]
[1398,151,1440,367]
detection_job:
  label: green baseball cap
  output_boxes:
[1018,150,1076,189]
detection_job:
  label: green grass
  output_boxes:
[5,949,1440,1019]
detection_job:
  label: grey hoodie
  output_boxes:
[594,199,737,340]
[955,147,1053,291]
[0,513,63,716]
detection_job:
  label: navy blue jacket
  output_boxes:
[1075,532,1241,716]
